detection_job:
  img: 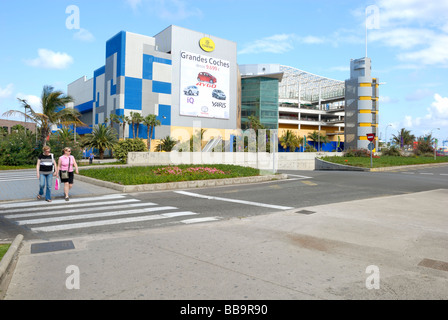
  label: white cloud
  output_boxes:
[239,34,296,55]
[26,49,74,69]
[0,84,14,98]
[400,93,448,134]
[73,28,95,42]
[365,0,448,66]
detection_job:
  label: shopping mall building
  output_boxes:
[67,25,378,151]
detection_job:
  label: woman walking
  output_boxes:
[58,147,79,201]
[36,146,58,202]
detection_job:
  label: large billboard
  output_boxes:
[179,51,230,119]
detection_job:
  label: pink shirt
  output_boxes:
[59,155,75,172]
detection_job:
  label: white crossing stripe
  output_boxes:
[1,199,141,216]
[5,200,153,219]
[16,206,179,225]
[30,211,198,232]
[181,217,220,224]
[0,194,126,209]
[174,191,293,210]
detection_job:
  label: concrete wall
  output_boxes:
[127,152,344,170]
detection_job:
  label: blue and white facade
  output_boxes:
[67,26,239,142]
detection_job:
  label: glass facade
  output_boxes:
[241,77,279,129]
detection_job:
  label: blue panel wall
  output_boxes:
[152,81,171,94]
[106,31,126,77]
[157,104,171,126]
[124,77,142,110]
[142,55,154,80]
[143,54,172,80]
[75,100,94,114]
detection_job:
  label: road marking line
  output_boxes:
[174,191,293,210]
[30,211,198,232]
[287,174,313,180]
[0,177,37,182]
[440,174,448,176]
[0,194,126,209]
[5,200,154,219]
[301,180,318,186]
[181,217,220,224]
[16,206,178,225]
[1,199,141,216]
[420,173,434,175]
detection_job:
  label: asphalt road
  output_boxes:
[1,165,447,241]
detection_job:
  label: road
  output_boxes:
[1,165,447,240]
[2,165,448,301]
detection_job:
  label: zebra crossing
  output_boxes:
[0,169,36,182]
[0,194,220,233]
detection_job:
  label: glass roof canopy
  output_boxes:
[279,65,345,103]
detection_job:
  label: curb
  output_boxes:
[316,158,448,172]
[0,234,23,287]
[76,173,289,193]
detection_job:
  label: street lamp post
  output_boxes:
[431,128,440,160]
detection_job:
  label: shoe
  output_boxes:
[37,195,42,200]
[46,199,52,202]
[65,196,69,201]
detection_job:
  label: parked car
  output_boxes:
[212,89,226,100]
[183,85,199,95]
[197,72,217,84]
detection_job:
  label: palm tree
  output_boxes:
[392,128,415,149]
[307,130,328,151]
[82,124,118,159]
[110,114,129,140]
[280,130,302,152]
[129,112,144,139]
[142,114,161,151]
[157,135,178,152]
[2,85,83,146]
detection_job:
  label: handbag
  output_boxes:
[61,156,70,179]
[55,178,59,190]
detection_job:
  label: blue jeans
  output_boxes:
[39,172,54,201]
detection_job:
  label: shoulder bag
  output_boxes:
[61,156,70,179]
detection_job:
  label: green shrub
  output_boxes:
[113,139,148,163]
[344,148,370,157]
[381,146,401,156]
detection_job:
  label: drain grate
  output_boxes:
[31,240,75,254]
[418,258,448,272]
[296,210,316,215]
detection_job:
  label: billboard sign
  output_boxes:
[179,51,230,119]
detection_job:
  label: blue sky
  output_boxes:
[1,0,447,145]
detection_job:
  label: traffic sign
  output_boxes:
[367,133,375,142]
[367,142,375,151]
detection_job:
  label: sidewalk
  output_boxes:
[0,169,118,202]
[3,188,448,300]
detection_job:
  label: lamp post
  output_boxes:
[385,124,392,147]
[431,128,440,160]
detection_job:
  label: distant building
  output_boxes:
[0,119,36,134]
[344,57,379,150]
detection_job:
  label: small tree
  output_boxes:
[113,138,148,163]
[82,124,118,159]
[280,130,302,152]
[142,114,161,151]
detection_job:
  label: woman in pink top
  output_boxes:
[58,147,79,201]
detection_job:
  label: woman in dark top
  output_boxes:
[36,146,58,202]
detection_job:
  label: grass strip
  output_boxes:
[0,244,11,261]
[79,164,261,185]
[321,156,448,168]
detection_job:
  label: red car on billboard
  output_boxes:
[197,72,217,84]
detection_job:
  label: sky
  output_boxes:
[0,0,447,145]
